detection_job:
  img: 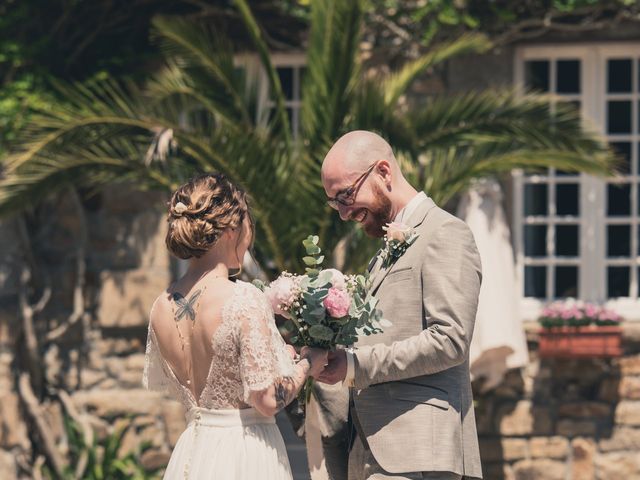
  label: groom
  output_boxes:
[318,131,483,480]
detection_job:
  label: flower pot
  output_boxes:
[538,326,623,358]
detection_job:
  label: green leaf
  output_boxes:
[308,324,334,341]
[305,268,320,277]
[303,256,318,266]
[305,244,321,255]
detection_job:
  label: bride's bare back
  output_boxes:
[144,279,297,410]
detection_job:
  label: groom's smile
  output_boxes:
[352,209,368,223]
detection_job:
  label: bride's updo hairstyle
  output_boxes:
[165,173,252,259]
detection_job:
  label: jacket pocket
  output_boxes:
[387,383,449,410]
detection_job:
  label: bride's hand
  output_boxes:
[300,347,328,379]
[285,344,297,360]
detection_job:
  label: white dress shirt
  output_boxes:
[343,191,427,386]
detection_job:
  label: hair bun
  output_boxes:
[165,173,252,259]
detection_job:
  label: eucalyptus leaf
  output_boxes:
[308,324,334,341]
[310,306,326,317]
[303,256,318,266]
[305,245,321,255]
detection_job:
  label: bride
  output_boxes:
[143,173,327,479]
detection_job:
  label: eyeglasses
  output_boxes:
[326,162,378,210]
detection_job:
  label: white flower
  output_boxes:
[265,274,299,316]
[174,202,188,215]
[383,222,412,242]
[324,268,347,290]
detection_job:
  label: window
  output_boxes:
[257,54,305,137]
[514,45,640,320]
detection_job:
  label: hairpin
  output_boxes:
[174,202,188,216]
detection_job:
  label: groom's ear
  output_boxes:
[375,160,393,187]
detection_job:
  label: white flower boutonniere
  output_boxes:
[379,222,419,269]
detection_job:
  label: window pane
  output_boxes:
[525,60,550,92]
[555,266,578,298]
[524,184,548,216]
[556,184,579,216]
[610,142,632,175]
[276,67,294,100]
[608,59,632,93]
[608,101,632,134]
[556,225,579,257]
[608,266,630,298]
[524,225,547,257]
[607,225,631,257]
[607,183,631,216]
[557,60,580,94]
[525,266,546,298]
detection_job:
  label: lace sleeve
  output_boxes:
[234,284,297,403]
[142,300,173,392]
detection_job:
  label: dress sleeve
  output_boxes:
[142,321,172,392]
[235,285,297,402]
[142,299,173,393]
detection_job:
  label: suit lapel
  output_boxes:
[368,196,436,295]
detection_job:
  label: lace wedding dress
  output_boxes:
[143,280,297,479]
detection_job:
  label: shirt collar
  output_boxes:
[394,191,427,223]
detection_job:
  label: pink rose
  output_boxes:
[323,287,351,318]
[324,268,346,291]
[265,275,298,316]
[384,222,412,242]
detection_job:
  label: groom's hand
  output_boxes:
[316,349,347,385]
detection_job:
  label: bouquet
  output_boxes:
[539,300,622,329]
[255,235,389,402]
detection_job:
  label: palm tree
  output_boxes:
[0,0,614,275]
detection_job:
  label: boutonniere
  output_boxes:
[379,222,419,269]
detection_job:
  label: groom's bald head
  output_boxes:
[321,130,399,180]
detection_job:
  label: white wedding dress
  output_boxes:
[143,280,297,479]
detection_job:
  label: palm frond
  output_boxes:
[410,90,608,156]
[301,0,364,151]
[150,16,252,126]
[383,33,491,108]
[233,0,291,145]
[420,147,614,205]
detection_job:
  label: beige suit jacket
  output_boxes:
[352,196,483,478]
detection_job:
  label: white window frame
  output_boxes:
[514,43,640,321]
[235,52,305,137]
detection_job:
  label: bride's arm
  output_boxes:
[249,350,325,417]
[237,289,327,417]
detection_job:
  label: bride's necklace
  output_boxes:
[170,272,226,387]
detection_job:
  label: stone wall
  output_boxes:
[475,325,640,480]
[0,187,185,479]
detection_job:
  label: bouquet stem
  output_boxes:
[301,376,315,404]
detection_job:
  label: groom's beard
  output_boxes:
[362,183,392,238]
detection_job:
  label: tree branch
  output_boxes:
[18,373,67,477]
